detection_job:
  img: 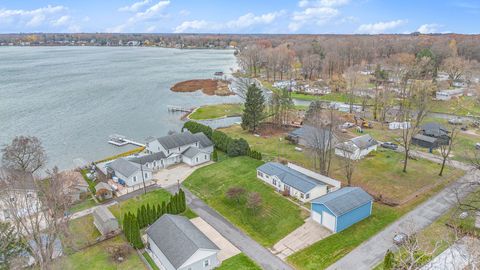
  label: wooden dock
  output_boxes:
[108,134,145,147]
[167,105,194,113]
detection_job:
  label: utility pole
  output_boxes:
[140,163,146,195]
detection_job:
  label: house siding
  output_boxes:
[182,153,210,167]
[179,252,219,270]
[148,236,175,270]
[336,201,372,232]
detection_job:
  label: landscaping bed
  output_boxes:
[183,156,308,247]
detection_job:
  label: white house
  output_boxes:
[146,214,220,270]
[436,89,464,100]
[92,206,119,236]
[0,169,40,222]
[256,162,341,202]
[106,158,153,187]
[388,121,411,130]
[335,134,378,160]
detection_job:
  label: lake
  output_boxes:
[0,46,240,170]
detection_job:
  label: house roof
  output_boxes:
[146,214,219,269]
[257,162,327,193]
[0,168,36,191]
[128,152,166,165]
[421,122,448,137]
[93,206,116,223]
[182,146,202,159]
[94,182,112,191]
[350,134,378,150]
[413,134,438,143]
[107,158,151,178]
[155,131,213,150]
[311,187,373,216]
[288,125,333,141]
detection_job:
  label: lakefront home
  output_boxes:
[0,169,40,222]
[106,158,153,187]
[334,134,378,160]
[146,214,220,270]
[256,162,341,202]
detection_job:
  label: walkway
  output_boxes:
[272,218,331,260]
[167,186,294,270]
[327,169,479,270]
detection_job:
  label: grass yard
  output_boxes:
[291,92,367,105]
[430,96,480,116]
[109,189,197,224]
[69,198,97,214]
[183,156,308,247]
[217,253,262,270]
[63,214,101,253]
[52,236,147,270]
[142,252,160,270]
[189,103,243,120]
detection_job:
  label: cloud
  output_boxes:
[107,0,170,32]
[174,11,285,33]
[289,7,339,31]
[118,0,151,12]
[0,5,66,28]
[51,15,70,27]
[417,23,441,34]
[357,19,407,34]
[179,9,190,16]
[299,0,350,7]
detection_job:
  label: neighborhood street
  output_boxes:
[167,186,294,270]
[327,168,479,270]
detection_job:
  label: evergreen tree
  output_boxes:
[136,208,143,228]
[141,205,148,227]
[131,218,144,249]
[179,189,186,212]
[241,84,265,133]
[161,201,166,216]
[212,149,218,161]
[155,204,161,219]
[383,250,395,270]
[166,201,172,214]
[123,213,130,242]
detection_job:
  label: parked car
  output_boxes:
[340,122,355,129]
[393,233,408,246]
[381,142,398,150]
[476,143,480,150]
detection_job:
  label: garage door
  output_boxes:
[311,211,322,223]
[322,211,336,232]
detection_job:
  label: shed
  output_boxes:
[94,182,113,200]
[311,187,373,232]
[92,206,119,236]
[412,134,439,150]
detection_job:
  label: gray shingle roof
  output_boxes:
[257,162,327,193]
[108,158,151,178]
[157,131,198,150]
[311,187,373,216]
[421,122,449,137]
[182,147,202,159]
[350,134,378,150]
[193,132,213,148]
[146,215,219,269]
[128,152,166,165]
[93,205,116,223]
[413,134,438,143]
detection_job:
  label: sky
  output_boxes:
[0,0,479,34]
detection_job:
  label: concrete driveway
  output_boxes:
[272,218,332,260]
[190,217,240,262]
[153,162,212,188]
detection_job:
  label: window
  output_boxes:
[257,171,264,177]
[306,193,310,199]
[154,161,157,167]
[27,192,33,198]
[9,197,15,202]
[300,193,304,199]
[167,149,169,154]
[178,147,180,151]
[205,155,207,159]
[196,157,198,162]
[145,173,148,178]
[273,179,276,185]
[133,176,137,182]
[204,259,210,267]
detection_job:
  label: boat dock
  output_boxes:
[167,105,194,113]
[108,134,145,147]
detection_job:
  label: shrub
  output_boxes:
[246,192,262,213]
[225,187,246,203]
[183,121,213,139]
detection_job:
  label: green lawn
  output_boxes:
[183,156,308,247]
[291,92,366,105]
[288,204,399,270]
[142,252,160,270]
[109,189,197,224]
[189,103,243,120]
[69,198,97,214]
[63,214,101,253]
[217,254,262,270]
[52,236,147,270]
[430,96,480,116]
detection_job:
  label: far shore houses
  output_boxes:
[102,131,213,187]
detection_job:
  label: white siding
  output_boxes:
[117,170,152,187]
[182,152,210,167]
[179,249,219,270]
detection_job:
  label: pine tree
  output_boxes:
[136,208,143,228]
[155,204,161,219]
[241,84,265,133]
[131,218,144,249]
[212,149,218,161]
[141,205,148,227]
[161,201,166,216]
[123,213,130,242]
[179,189,186,212]
[166,201,172,214]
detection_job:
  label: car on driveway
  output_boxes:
[381,142,398,150]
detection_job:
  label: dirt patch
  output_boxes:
[171,79,233,96]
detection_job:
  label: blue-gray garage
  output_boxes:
[311,187,373,233]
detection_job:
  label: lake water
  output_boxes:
[0,46,240,170]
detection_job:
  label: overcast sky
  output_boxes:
[0,0,479,34]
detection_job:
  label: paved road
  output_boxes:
[327,168,479,270]
[167,186,294,270]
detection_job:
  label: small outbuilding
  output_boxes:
[94,182,113,200]
[412,134,440,150]
[335,134,378,160]
[311,187,373,233]
[92,206,119,236]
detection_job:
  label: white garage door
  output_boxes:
[322,211,336,232]
[311,211,322,223]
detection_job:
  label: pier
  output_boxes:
[167,105,194,113]
[108,134,145,147]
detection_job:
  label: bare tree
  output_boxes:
[344,66,359,113]
[225,187,246,204]
[438,126,458,176]
[398,80,432,173]
[304,103,339,175]
[338,147,357,186]
[442,56,468,86]
[2,136,47,174]
[0,167,74,269]
[393,233,440,270]
[246,192,262,213]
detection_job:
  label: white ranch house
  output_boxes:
[335,134,378,160]
[146,214,220,270]
[435,88,464,101]
[256,162,341,202]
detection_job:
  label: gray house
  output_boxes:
[146,214,220,270]
[107,158,153,187]
[287,125,336,148]
[92,206,119,236]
